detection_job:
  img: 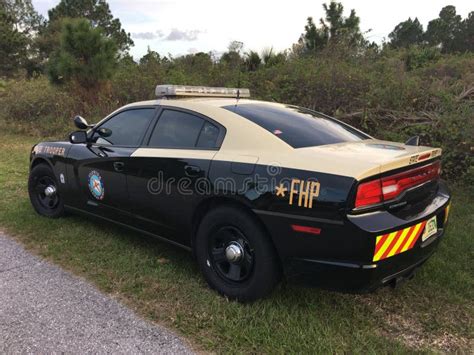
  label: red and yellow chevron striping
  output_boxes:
[373,220,427,262]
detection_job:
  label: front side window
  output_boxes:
[224,103,368,148]
[148,109,220,149]
[94,108,156,146]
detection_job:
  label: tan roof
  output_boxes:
[108,98,441,180]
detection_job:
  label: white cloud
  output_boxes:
[132,30,164,40]
[164,29,202,41]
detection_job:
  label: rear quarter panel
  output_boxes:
[207,159,360,261]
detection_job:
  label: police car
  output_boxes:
[28,85,451,301]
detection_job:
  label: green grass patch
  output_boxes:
[0,133,472,353]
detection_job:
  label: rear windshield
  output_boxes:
[223,103,368,148]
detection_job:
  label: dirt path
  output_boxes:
[0,231,192,354]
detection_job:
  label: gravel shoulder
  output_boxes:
[0,231,192,354]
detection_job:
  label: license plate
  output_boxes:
[422,216,437,241]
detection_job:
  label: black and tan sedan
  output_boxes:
[28,85,451,301]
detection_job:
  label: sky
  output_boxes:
[32,0,473,59]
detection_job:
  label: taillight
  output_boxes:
[355,160,441,209]
[355,179,383,208]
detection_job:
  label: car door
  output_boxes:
[126,107,225,245]
[65,107,158,222]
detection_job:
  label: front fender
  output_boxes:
[29,142,72,191]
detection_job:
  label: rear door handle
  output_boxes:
[113,161,125,172]
[184,165,201,176]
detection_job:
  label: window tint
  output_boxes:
[94,108,155,146]
[149,110,205,148]
[196,121,220,148]
[224,104,368,148]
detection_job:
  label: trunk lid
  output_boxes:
[295,139,441,181]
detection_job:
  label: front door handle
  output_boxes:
[184,164,201,176]
[113,161,125,172]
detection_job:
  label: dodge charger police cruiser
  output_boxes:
[28,85,451,302]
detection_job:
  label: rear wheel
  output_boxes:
[28,164,64,218]
[195,205,281,302]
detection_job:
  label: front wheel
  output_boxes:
[195,205,281,302]
[28,164,65,218]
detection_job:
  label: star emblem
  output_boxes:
[275,183,287,197]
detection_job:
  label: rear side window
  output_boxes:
[149,109,220,149]
[223,103,368,148]
[196,121,220,148]
[94,108,156,146]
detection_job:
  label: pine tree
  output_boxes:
[46,0,133,53]
[0,4,27,76]
[300,1,364,53]
[389,18,424,48]
[47,18,117,88]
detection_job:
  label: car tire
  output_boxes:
[195,205,281,302]
[28,164,65,218]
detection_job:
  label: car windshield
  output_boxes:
[223,103,369,148]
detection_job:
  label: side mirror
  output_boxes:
[97,127,112,137]
[69,130,88,144]
[73,115,92,130]
[405,135,420,146]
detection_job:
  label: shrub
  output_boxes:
[0,77,76,122]
[0,77,117,137]
[1,48,472,182]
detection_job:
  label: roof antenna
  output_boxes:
[235,67,241,106]
[234,41,243,106]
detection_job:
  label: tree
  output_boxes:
[244,50,261,71]
[260,47,286,67]
[0,4,27,76]
[3,0,44,34]
[425,5,463,53]
[1,0,45,75]
[459,11,474,52]
[175,52,213,74]
[302,17,328,52]
[139,47,161,66]
[118,52,136,66]
[47,0,133,52]
[227,40,243,53]
[388,17,424,48]
[220,41,243,67]
[300,1,364,53]
[47,18,117,88]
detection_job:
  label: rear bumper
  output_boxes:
[285,227,444,292]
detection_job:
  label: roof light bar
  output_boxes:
[155,85,250,98]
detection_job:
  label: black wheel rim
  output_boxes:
[208,226,254,283]
[34,175,59,210]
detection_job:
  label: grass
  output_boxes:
[0,132,472,353]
